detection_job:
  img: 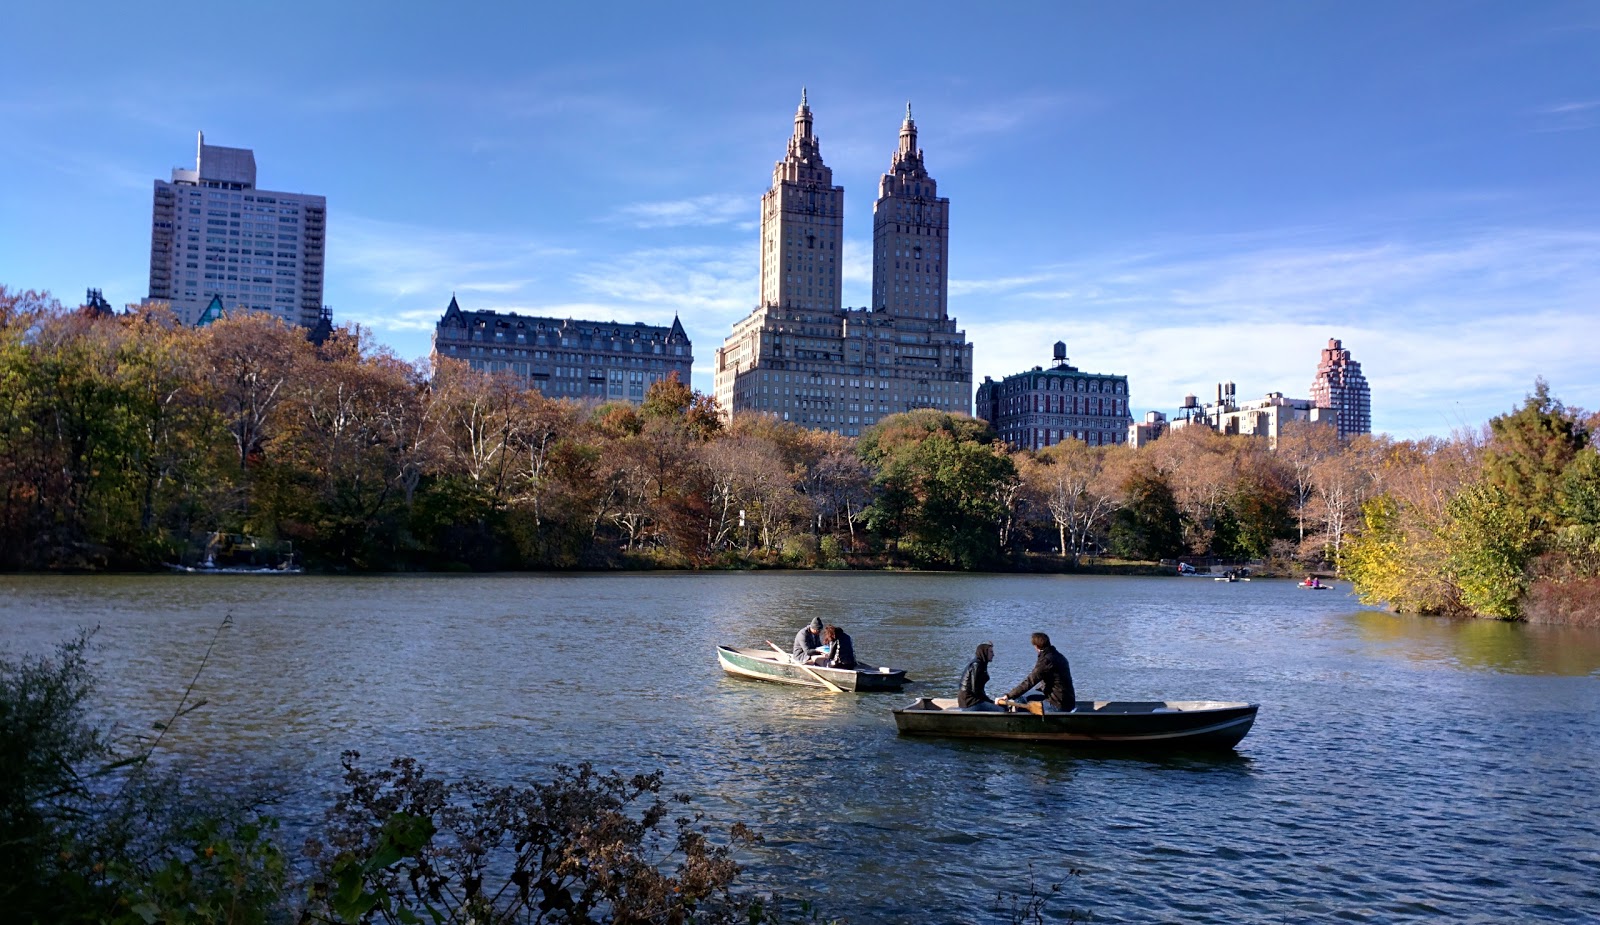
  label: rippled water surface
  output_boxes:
[3,573,1598,923]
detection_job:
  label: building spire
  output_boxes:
[897,101,919,160]
[789,88,818,158]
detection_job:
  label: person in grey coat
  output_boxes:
[792,616,824,662]
[997,632,1077,712]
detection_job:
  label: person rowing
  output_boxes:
[995,632,1077,713]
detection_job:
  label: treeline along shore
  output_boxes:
[3,286,1598,624]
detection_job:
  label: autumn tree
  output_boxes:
[1019,441,1126,563]
[1343,437,1479,614]
[1276,420,1343,549]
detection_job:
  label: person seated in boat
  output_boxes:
[792,616,824,663]
[995,632,1076,713]
[815,624,856,670]
[958,642,1002,710]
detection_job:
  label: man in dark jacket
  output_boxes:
[997,632,1076,712]
[792,616,824,662]
[958,642,998,709]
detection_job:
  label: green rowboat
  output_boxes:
[716,646,910,692]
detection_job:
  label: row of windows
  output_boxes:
[1003,429,1124,448]
[998,378,1126,395]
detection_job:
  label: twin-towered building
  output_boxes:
[146,114,1368,438]
[712,94,974,436]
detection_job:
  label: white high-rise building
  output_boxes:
[147,132,327,328]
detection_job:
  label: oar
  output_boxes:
[766,640,845,694]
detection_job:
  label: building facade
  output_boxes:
[713,95,973,435]
[1167,382,1336,448]
[1309,338,1371,438]
[975,342,1132,450]
[148,132,326,329]
[432,296,692,404]
[1127,411,1169,449]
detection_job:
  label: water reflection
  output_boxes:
[1346,610,1600,676]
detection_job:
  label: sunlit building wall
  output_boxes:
[714,95,973,435]
[432,295,692,404]
[147,132,326,328]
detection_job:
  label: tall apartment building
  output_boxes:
[975,342,1131,450]
[432,296,692,403]
[713,95,973,435]
[148,132,326,328]
[1309,338,1371,437]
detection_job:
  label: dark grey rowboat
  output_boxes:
[893,697,1258,750]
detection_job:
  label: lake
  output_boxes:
[2,572,1598,923]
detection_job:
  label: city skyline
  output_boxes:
[3,2,1598,438]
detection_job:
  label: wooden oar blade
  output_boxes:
[766,639,844,693]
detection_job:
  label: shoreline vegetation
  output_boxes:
[3,286,1598,625]
[1,625,1086,924]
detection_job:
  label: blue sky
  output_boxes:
[3,1,1597,438]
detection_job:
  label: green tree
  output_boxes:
[1105,468,1182,561]
[1444,482,1540,619]
[1482,379,1589,532]
[1553,447,1600,576]
[859,411,1016,568]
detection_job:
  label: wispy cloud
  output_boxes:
[1533,99,1600,132]
[610,194,748,229]
[573,244,754,320]
[571,244,758,381]
[945,91,1104,139]
[956,226,1600,438]
[330,215,577,342]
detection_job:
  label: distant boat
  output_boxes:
[165,562,303,575]
[892,698,1259,750]
[166,532,300,574]
[716,645,909,692]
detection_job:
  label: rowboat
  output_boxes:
[716,646,910,692]
[892,698,1258,750]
